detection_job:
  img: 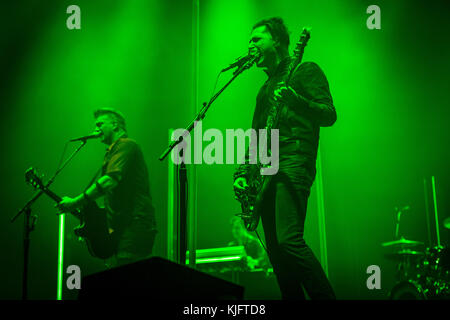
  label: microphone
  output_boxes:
[222,53,257,72]
[395,205,410,212]
[69,131,103,142]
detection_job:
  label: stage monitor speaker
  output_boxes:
[78,257,244,300]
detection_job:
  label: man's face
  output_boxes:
[248,25,278,68]
[95,114,117,145]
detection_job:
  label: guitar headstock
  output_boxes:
[293,27,311,58]
[25,167,45,190]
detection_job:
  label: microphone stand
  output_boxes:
[394,206,410,240]
[11,140,88,300]
[394,207,402,240]
[159,55,259,266]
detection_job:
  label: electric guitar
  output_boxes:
[25,167,116,259]
[235,27,311,231]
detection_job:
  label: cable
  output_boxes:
[54,141,69,173]
[255,229,268,255]
[208,70,223,105]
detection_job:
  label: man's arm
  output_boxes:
[292,62,336,126]
[233,137,256,189]
[57,175,118,211]
[275,62,337,127]
[76,174,118,204]
[57,139,135,212]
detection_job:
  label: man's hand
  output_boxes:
[273,81,305,106]
[234,177,249,191]
[56,196,82,213]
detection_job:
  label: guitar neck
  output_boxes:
[41,186,62,203]
[287,48,306,84]
[40,187,81,219]
[270,35,308,130]
[288,29,310,83]
[294,48,305,67]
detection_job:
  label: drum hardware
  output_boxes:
[382,237,424,248]
[389,280,427,300]
[383,202,450,299]
[383,237,426,281]
[385,243,450,299]
[384,249,424,261]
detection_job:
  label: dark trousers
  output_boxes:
[260,173,336,300]
[108,216,157,268]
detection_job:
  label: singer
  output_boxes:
[57,108,157,267]
[233,17,337,299]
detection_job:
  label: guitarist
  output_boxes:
[233,17,336,299]
[57,108,157,267]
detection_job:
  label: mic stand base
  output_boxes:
[22,207,36,300]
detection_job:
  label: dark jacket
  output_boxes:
[235,57,336,190]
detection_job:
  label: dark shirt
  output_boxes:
[102,137,157,232]
[237,57,336,190]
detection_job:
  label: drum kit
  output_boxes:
[383,236,450,299]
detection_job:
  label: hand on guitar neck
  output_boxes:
[56,195,87,214]
[273,81,308,107]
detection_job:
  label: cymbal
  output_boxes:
[385,249,425,261]
[382,237,424,248]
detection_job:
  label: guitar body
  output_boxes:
[237,165,273,232]
[74,200,116,259]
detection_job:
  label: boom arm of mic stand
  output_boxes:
[159,57,257,162]
[11,140,88,223]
